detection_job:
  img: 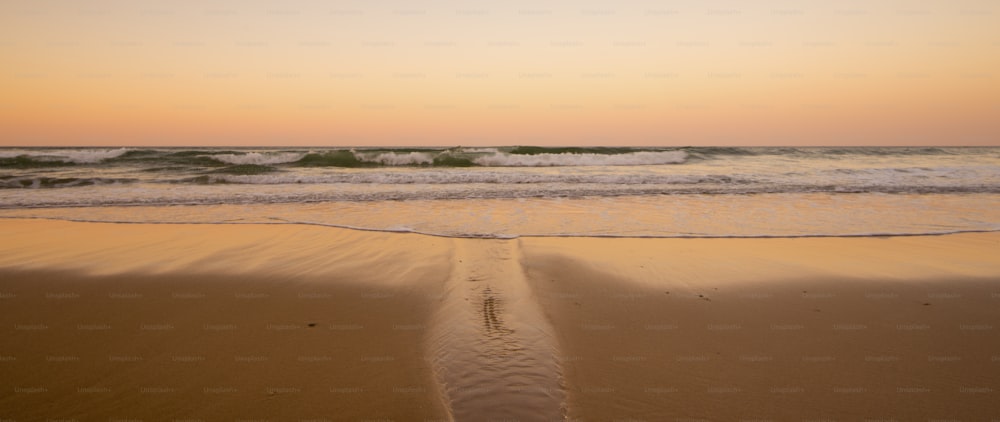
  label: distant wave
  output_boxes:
[3,146,995,169]
[0,148,129,166]
[0,146,705,169]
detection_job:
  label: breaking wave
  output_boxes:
[356,151,436,166]
[212,152,305,165]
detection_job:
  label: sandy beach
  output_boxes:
[1,218,999,421]
[5,0,1000,419]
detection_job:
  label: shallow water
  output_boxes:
[2,193,998,239]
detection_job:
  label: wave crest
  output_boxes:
[357,151,435,166]
[0,148,129,164]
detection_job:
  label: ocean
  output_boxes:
[1,146,999,238]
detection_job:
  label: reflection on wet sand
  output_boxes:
[427,239,566,421]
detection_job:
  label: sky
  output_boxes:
[1,0,998,146]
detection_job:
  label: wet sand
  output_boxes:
[2,219,999,421]
[521,235,1000,421]
[0,219,453,421]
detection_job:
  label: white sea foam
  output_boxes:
[357,152,435,166]
[212,152,305,165]
[462,147,501,154]
[473,150,688,166]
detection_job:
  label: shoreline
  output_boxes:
[3,213,999,241]
[1,219,998,421]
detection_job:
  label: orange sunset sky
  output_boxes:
[1,0,998,146]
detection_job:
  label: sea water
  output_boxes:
[1,146,998,238]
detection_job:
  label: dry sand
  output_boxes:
[1,219,999,421]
